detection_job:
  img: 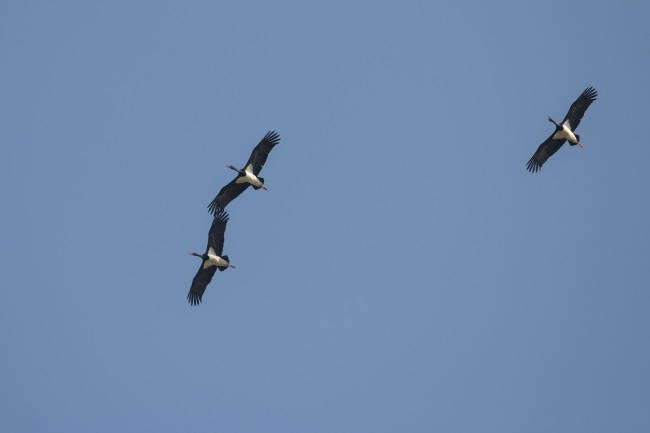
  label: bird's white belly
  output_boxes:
[555,124,578,143]
[240,171,262,187]
[204,254,229,268]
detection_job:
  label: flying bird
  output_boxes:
[207,130,280,215]
[187,209,236,306]
[526,87,597,173]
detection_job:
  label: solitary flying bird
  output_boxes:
[526,87,597,173]
[187,209,236,306]
[207,130,280,215]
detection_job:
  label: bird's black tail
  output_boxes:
[218,255,230,271]
[251,177,264,190]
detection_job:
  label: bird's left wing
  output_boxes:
[207,209,229,256]
[563,87,597,131]
[248,130,280,174]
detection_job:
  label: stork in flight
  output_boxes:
[187,209,235,306]
[207,130,280,214]
[526,87,597,173]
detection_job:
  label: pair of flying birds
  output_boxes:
[187,131,280,306]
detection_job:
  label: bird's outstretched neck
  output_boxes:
[547,116,559,126]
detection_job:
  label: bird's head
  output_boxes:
[188,252,206,260]
[225,165,241,173]
[547,116,559,126]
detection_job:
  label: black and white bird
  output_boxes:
[187,209,236,306]
[207,130,280,215]
[526,87,597,173]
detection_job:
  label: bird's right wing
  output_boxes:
[526,135,566,173]
[187,264,218,306]
[207,177,251,215]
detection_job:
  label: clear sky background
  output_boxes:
[2,1,650,432]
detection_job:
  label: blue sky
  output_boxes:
[2,1,650,432]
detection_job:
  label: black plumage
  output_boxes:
[187,209,234,306]
[526,87,597,173]
[207,130,280,215]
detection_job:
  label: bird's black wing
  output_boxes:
[207,209,229,256]
[247,130,280,175]
[207,176,251,215]
[526,135,566,173]
[187,263,218,306]
[562,87,597,131]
